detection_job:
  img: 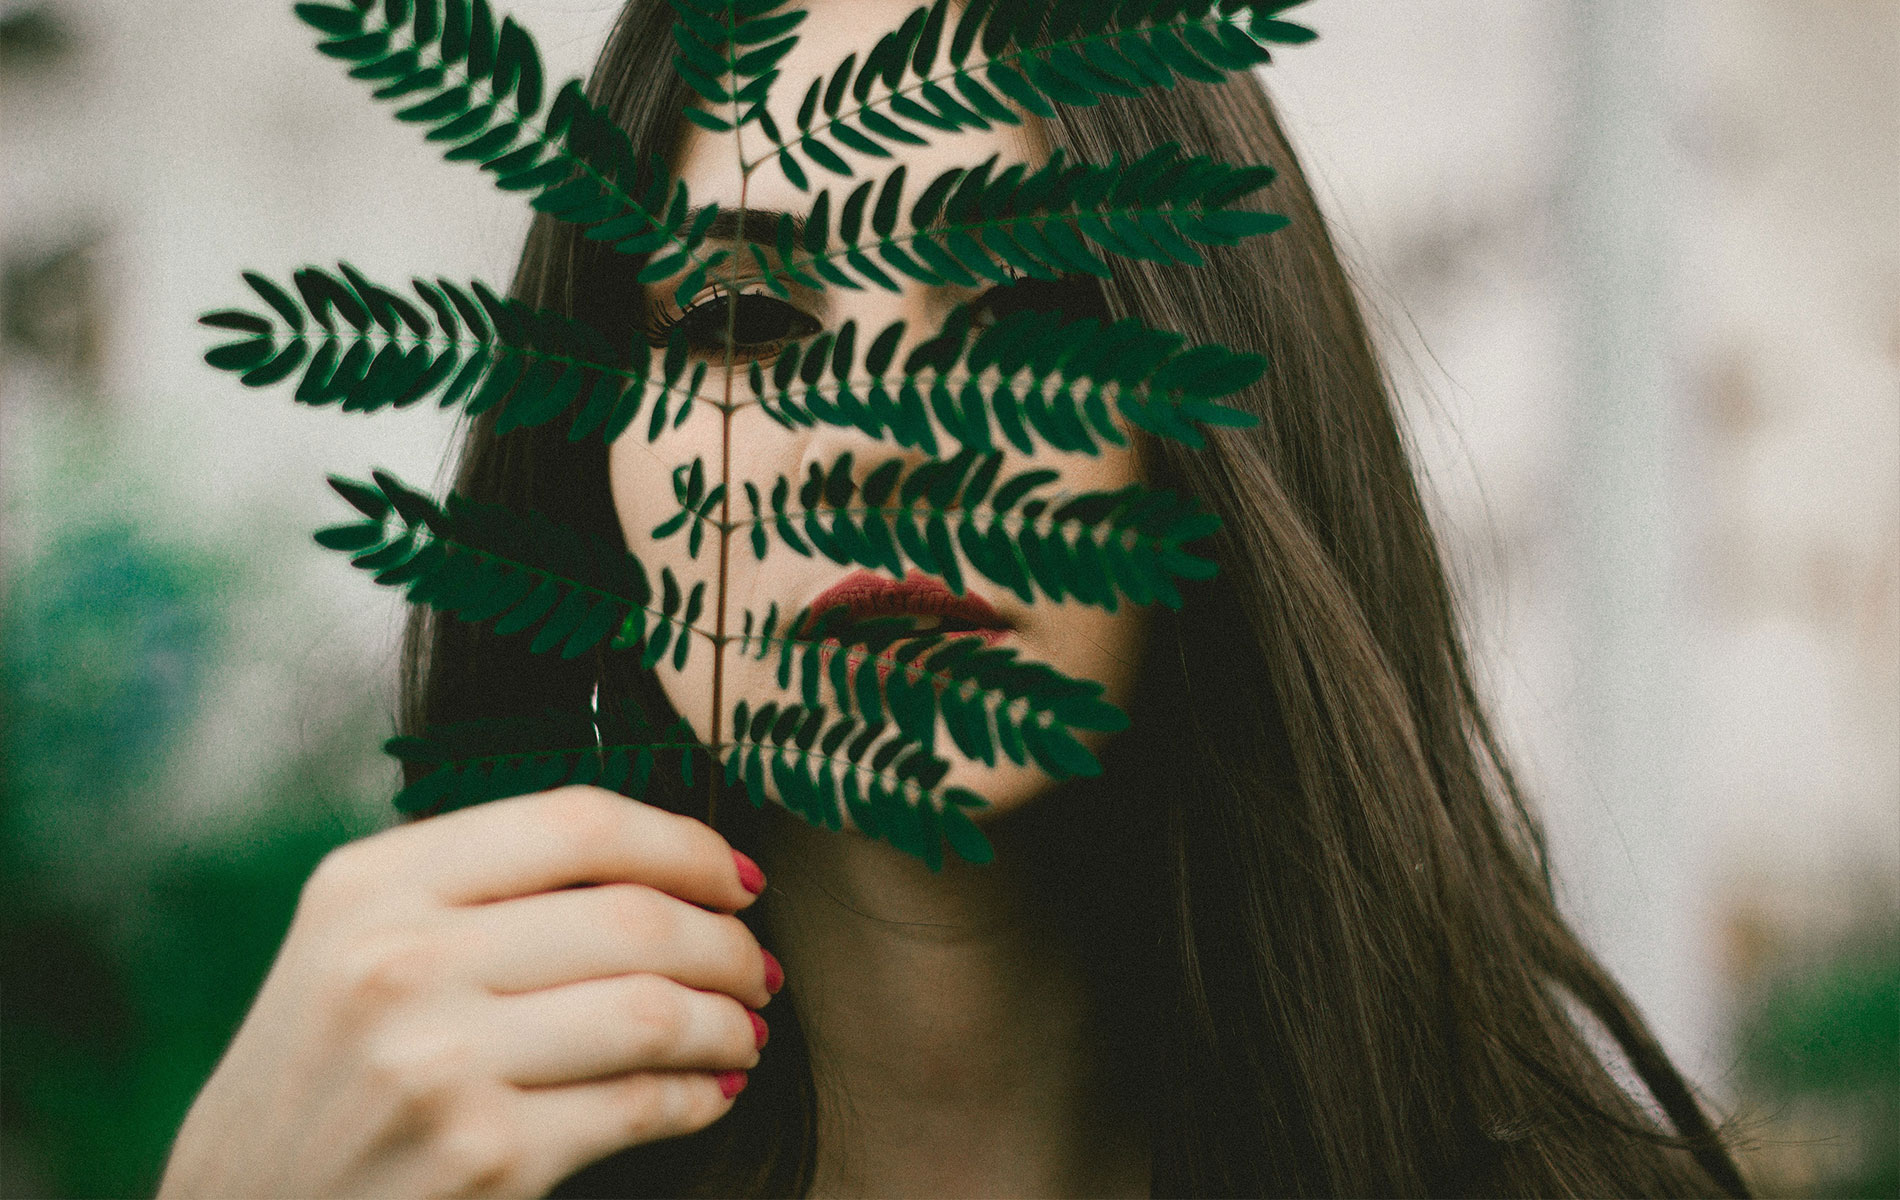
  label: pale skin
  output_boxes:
[159,1,1150,1196]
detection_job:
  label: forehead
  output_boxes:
[672,0,1047,218]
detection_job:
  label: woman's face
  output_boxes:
[607,0,1148,826]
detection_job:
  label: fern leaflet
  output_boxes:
[724,699,993,869]
[658,446,1221,611]
[746,306,1266,455]
[201,264,713,441]
[294,0,733,306]
[386,704,706,814]
[317,470,708,669]
[756,0,1316,185]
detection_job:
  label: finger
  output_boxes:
[454,883,774,1007]
[511,1070,743,1196]
[365,786,764,911]
[483,973,762,1086]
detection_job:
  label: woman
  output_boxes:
[159,1,1752,1196]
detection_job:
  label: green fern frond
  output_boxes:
[724,698,993,868]
[385,703,707,814]
[208,0,1327,868]
[759,0,1315,186]
[659,446,1220,611]
[745,307,1264,457]
[747,146,1285,294]
[322,464,1130,787]
[733,603,1126,778]
[199,264,713,441]
[294,0,733,307]
[389,690,997,867]
[315,470,708,670]
[669,0,807,133]
[651,457,731,559]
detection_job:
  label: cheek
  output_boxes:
[1009,441,1149,709]
[965,591,1148,819]
[611,432,712,596]
[607,400,797,746]
[937,442,1151,818]
[608,404,725,743]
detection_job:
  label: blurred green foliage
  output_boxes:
[2,421,384,1198]
[1734,920,1900,1198]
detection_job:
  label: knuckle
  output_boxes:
[711,913,761,968]
[302,841,375,914]
[713,993,761,1066]
[625,1075,718,1142]
[629,798,729,866]
[602,884,671,945]
[329,929,440,1013]
[431,1103,524,1196]
[362,1030,477,1109]
[537,786,628,855]
[682,819,738,873]
[704,915,767,1002]
[619,976,684,1061]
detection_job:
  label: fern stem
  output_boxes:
[705,4,752,831]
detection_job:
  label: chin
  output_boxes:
[676,629,1137,851]
[817,721,1123,849]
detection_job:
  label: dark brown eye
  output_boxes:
[653,291,822,359]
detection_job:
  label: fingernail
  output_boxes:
[761,947,784,994]
[732,850,765,896]
[749,1010,769,1050]
[717,1070,748,1099]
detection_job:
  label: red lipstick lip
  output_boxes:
[803,569,1013,643]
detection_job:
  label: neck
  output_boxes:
[753,799,1151,1199]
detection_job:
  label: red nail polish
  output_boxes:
[717,1070,748,1099]
[749,1010,769,1050]
[732,850,765,896]
[761,947,784,994]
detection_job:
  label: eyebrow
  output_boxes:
[689,205,805,249]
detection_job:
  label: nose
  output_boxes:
[794,411,939,512]
[789,277,976,493]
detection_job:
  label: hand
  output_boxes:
[156,786,779,1200]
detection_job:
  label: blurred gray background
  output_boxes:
[3,1,1894,1195]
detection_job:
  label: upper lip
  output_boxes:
[803,569,1012,636]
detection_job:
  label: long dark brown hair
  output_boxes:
[400,3,1752,1195]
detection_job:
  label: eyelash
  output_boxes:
[642,284,814,362]
[643,268,1106,363]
